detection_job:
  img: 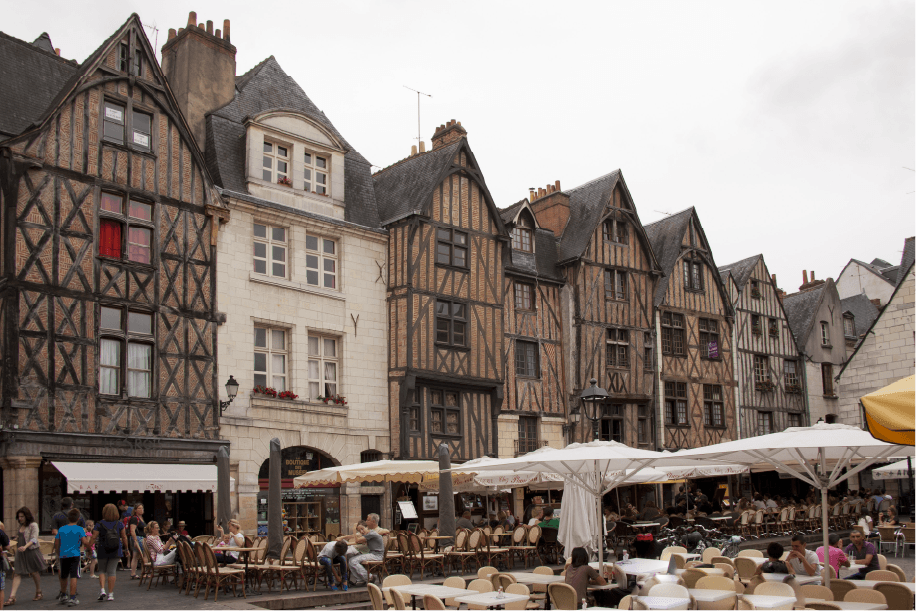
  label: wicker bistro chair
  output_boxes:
[478,531,511,569]
[444,529,472,573]
[538,526,561,564]
[250,538,299,592]
[886,563,907,582]
[382,575,412,608]
[364,534,391,582]
[827,579,856,602]
[299,539,320,592]
[200,544,245,601]
[508,524,541,569]
[140,542,177,590]
[423,594,447,610]
[442,576,466,607]
[844,588,887,606]
[548,583,578,611]
[874,583,914,611]
[177,541,200,595]
[367,582,385,610]
[451,529,483,575]
[866,569,899,582]
[383,532,405,575]
[408,532,446,579]
[800,584,834,601]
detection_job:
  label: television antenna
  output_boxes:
[653,210,673,216]
[144,22,160,59]
[404,86,431,145]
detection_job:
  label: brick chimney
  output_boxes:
[870,298,882,308]
[161,11,236,148]
[432,120,467,149]
[529,180,570,237]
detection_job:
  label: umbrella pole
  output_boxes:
[821,448,831,587]
[597,462,604,574]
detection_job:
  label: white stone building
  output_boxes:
[161,17,389,535]
[836,258,899,306]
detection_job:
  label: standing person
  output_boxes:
[5,507,46,604]
[127,504,146,579]
[318,540,349,591]
[91,504,128,602]
[0,521,10,611]
[54,508,90,606]
[83,520,96,579]
[816,533,850,577]
[565,547,606,608]
[144,522,178,566]
[348,514,383,587]
[785,535,820,576]
[51,498,86,535]
[843,530,880,579]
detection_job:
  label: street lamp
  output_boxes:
[579,378,608,441]
[220,375,240,413]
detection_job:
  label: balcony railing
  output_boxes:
[515,438,547,456]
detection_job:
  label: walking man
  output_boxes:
[54,509,89,606]
[348,514,383,587]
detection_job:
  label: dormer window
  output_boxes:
[263,141,289,184]
[511,214,534,252]
[683,256,704,291]
[304,152,329,195]
[118,43,141,76]
[843,315,856,338]
[602,219,628,245]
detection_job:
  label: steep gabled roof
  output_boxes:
[643,207,697,306]
[31,32,55,54]
[717,254,762,290]
[372,141,463,225]
[898,237,914,289]
[782,284,826,350]
[870,258,892,268]
[0,31,78,138]
[556,171,620,261]
[840,258,896,287]
[205,56,379,227]
[840,294,880,340]
[499,199,527,224]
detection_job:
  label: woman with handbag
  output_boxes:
[5,507,46,605]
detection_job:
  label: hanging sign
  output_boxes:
[708,340,719,360]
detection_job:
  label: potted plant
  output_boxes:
[317,394,348,406]
[785,383,802,394]
[252,385,278,398]
[278,390,298,400]
[751,288,762,299]
[277,176,293,187]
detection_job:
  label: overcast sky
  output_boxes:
[6,1,914,290]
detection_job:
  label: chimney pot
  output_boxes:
[811,271,816,281]
[771,273,777,285]
[223,19,231,42]
[411,145,417,156]
[457,121,461,126]
[419,141,426,153]
[529,189,536,201]
[450,119,455,126]
[178,27,184,34]
[870,298,882,307]
[215,28,221,38]
[206,20,213,35]
[54,48,60,56]
[555,180,561,191]
[188,11,197,27]
[803,270,808,284]
[168,28,177,40]
[198,23,205,29]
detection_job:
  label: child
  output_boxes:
[84,520,97,579]
[54,508,90,606]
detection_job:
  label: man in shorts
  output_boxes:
[54,508,90,606]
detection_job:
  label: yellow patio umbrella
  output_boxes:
[861,375,915,446]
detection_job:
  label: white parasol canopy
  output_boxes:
[872,457,915,480]
[293,459,441,486]
[671,423,911,586]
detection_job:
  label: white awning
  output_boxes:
[51,462,234,494]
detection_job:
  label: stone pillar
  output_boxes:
[1,456,43,529]
[229,459,241,519]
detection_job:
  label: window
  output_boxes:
[514,282,533,311]
[699,318,719,359]
[253,224,287,278]
[600,404,625,443]
[637,405,649,445]
[131,111,151,150]
[511,215,534,252]
[751,314,762,335]
[843,316,856,338]
[820,321,830,346]
[518,416,538,454]
[768,318,779,337]
[788,413,802,428]
[305,234,337,288]
[821,363,834,396]
[758,411,773,435]
[661,312,685,356]
[602,219,628,245]
[119,42,141,76]
[308,335,338,399]
[703,384,724,427]
[644,332,653,370]
[606,328,629,368]
[407,389,421,433]
[262,141,289,184]
[515,341,539,377]
[683,257,704,291]
[664,381,688,426]
[784,360,799,388]
[430,390,460,435]
[436,228,468,268]
[303,151,329,195]
[254,327,287,392]
[98,193,153,264]
[604,269,628,301]
[99,306,153,398]
[436,300,467,347]
[750,279,761,298]
[103,101,125,144]
[753,355,770,385]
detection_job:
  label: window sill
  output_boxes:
[821,344,833,349]
[700,357,722,362]
[429,432,463,439]
[663,353,687,359]
[101,139,157,160]
[665,424,691,429]
[606,365,630,370]
[249,272,345,301]
[96,255,155,272]
[435,263,469,274]
[705,425,728,430]
[823,394,838,400]
[250,396,348,412]
[684,288,706,294]
[515,374,541,381]
[435,342,470,352]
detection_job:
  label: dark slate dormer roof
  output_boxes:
[557,171,619,262]
[499,199,526,224]
[782,285,825,350]
[371,141,464,225]
[504,228,564,283]
[870,258,892,268]
[643,207,695,306]
[717,254,761,290]
[898,237,914,289]
[0,31,78,138]
[206,56,379,228]
[840,294,880,341]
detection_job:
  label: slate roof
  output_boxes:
[782,284,825,349]
[556,171,619,262]
[897,237,914,288]
[847,258,896,285]
[31,33,54,54]
[0,31,78,139]
[371,141,464,226]
[504,228,564,283]
[717,254,761,289]
[499,200,526,224]
[205,56,380,228]
[840,294,880,341]
[870,258,892,268]
[643,207,695,306]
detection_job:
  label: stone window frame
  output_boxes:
[303,149,330,196]
[305,233,338,290]
[253,222,288,280]
[843,314,856,339]
[262,140,290,185]
[820,321,831,347]
[254,325,289,392]
[517,415,539,454]
[307,333,339,400]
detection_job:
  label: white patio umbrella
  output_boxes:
[670,423,911,586]
[872,457,914,481]
[293,459,441,486]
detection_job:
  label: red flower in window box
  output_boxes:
[316,394,347,405]
[278,390,298,400]
[277,176,293,187]
[252,385,278,398]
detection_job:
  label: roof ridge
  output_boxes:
[643,206,695,228]
[0,30,77,65]
[371,140,461,177]
[565,169,620,194]
[235,55,275,90]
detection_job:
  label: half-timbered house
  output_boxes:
[0,16,229,531]
[498,200,566,457]
[374,121,507,464]
[644,208,737,450]
[528,172,662,449]
[718,255,806,437]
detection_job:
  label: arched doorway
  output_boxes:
[256,446,341,538]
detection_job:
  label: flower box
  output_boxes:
[755,380,776,392]
[277,176,293,187]
[785,384,803,394]
[253,386,299,400]
[752,327,762,335]
[316,394,348,406]
[751,288,762,299]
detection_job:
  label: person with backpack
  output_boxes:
[89,504,128,602]
[54,508,90,606]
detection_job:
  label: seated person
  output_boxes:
[528,507,544,526]
[816,533,850,577]
[176,521,189,536]
[878,507,899,527]
[539,508,560,529]
[144,521,178,566]
[456,511,474,531]
[565,547,606,606]
[348,513,383,587]
[338,521,368,558]
[317,540,349,591]
[755,542,789,576]
[212,533,239,565]
[640,501,661,521]
[786,535,820,576]
[844,530,880,580]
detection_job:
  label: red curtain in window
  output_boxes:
[100,219,122,258]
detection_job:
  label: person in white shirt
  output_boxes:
[765,496,778,509]
[753,494,766,510]
[857,515,873,537]
[786,535,821,576]
[528,507,544,526]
